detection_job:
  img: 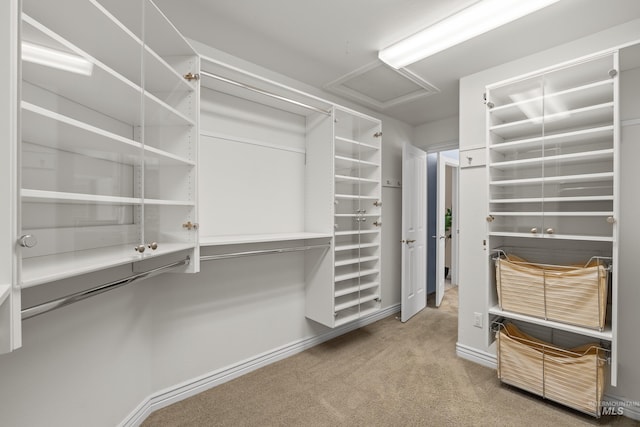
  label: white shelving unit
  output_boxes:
[305,107,383,328]
[0,0,200,353]
[485,52,620,392]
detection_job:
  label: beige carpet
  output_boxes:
[144,286,638,426]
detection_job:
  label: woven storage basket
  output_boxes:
[495,255,608,329]
[497,323,606,417]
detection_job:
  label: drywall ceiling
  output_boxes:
[155,0,640,127]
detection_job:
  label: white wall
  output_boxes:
[0,40,414,427]
[457,18,640,405]
[414,115,459,151]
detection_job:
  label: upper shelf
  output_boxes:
[335,136,378,151]
[22,16,195,128]
[22,102,195,167]
[489,79,613,124]
[22,3,194,99]
[489,102,614,141]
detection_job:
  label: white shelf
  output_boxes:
[334,174,379,184]
[22,5,193,99]
[490,102,614,140]
[22,16,195,128]
[335,293,380,312]
[22,102,194,167]
[334,268,379,282]
[334,281,380,298]
[489,306,612,341]
[489,125,613,154]
[335,255,379,267]
[489,149,613,170]
[490,172,614,186]
[0,284,10,306]
[490,79,613,123]
[334,242,379,252]
[335,136,378,150]
[490,195,614,204]
[21,242,194,288]
[489,211,613,217]
[488,231,613,242]
[199,232,332,247]
[335,155,380,168]
[335,214,380,218]
[335,229,380,236]
[22,189,140,205]
[335,194,380,200]
[334,305,380,327]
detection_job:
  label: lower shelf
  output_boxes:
[489,306,612,341]
[21,242,194,288]
[334,305,380,327]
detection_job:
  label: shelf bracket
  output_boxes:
[184,72,200,81]
[182,221,198,230]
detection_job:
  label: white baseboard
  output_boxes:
[602,394,640,421]
[456,344,640,422]
[455,342,497,369]
[120,304,401,427]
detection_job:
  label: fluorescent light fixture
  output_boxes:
[379,0,561,69]
[22,41,94,76]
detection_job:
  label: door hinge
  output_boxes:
[184,72,200,81]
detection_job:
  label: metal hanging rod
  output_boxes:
[22,257,191,320]
[201,244,330,262]
[199,70,331,116]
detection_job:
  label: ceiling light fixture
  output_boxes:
[378,0,561,69]
[22,42,94,76]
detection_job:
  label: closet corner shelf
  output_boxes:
[488,306,612,341]
[199,232,332,247]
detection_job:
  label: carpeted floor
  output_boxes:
[143,286,638,426]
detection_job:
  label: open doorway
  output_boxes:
[427,149,459,308]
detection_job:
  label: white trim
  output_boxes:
[120,304,401,427]
[622,118,640,127]
[455,342,497,369]
[324,60,439,111]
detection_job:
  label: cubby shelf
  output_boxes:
[335,135,378,150]
[334,281,380,298]
[334,174,378,183]
[335,293,380,312]
[490,195,614,204]
[334,229,380,236]
[335,255,379,267]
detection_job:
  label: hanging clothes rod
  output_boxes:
[200,70,331,116]
[21,257,190,320]
[201,244,330,262]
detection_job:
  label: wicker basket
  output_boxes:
[495,254,608,329]
[497,323,606,417]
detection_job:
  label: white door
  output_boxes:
[401,143,427,322]
[436,154,459,307]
